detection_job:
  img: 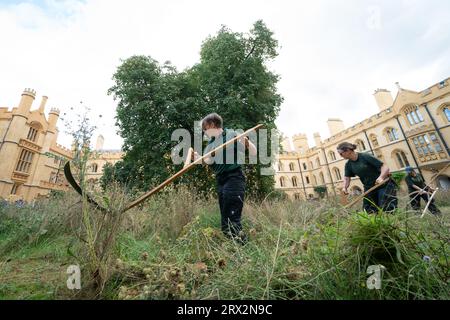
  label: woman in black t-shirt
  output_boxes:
[337,142,398,213]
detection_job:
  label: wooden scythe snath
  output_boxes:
[343,178,390,209]
[64,124,264,213]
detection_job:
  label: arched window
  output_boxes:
[313,175,317,185]
[315,157,320,167]
[27,122,43,142]
[319,172,325,184]
[280,177,286,187]
[444,107,450,122]
[355,139,366,151]
[11,183,21,195]
[329,151,336,161]
[92,163,98,173]
[394,150,410,168]
[16,149,34,173]
[302,163,307,170]
[289,163,295,171]
[294,193,301,200]
[292,176,298,187]
[404,105,424,125]
[385,127,399,142]
[305,176,310,184]
[351,186,363,196]
[333,168,342,181]
[278,162,284,171]
[309,161,313,169]
[370,134,379,147]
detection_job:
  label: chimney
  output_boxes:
[17,88,36,113]
[96,135,105,150]
[292,134,309,154]
[313,132,322,147]
[373,89,393,111]
[38,96,48,114]
[327,118,345,136]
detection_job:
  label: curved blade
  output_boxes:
[63,161,109,212]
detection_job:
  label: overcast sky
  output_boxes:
[1,0,449,150]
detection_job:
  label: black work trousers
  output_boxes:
[363,179,398,214]
[217,168,246,238]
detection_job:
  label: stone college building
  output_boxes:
[275,78,450,199]
[1,77,450,202]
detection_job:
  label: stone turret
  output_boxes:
[292,133,309,154]
[17,88,36,114]
[313,132,322,147]
[373,89,393,111]
[327,118,345,136]
[48,108,60,132]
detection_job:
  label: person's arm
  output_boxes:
[342,176,351,194]
[375,164,390,184]
[193,151,213,165]
[239,136,257,156]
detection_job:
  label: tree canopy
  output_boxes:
[104,20,283,199]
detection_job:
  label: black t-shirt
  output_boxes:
[405,173,426,193]
[344,153,383,190]
[204,128,244,177]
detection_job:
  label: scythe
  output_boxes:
[64,124,263,213]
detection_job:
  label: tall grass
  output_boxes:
[0,186,449,300]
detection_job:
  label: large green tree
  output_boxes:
[105,20,283,199]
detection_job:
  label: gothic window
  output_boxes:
[305,176,310,184]
[278,162,284,171]
[319,172,325,184]
[280,177,286,187]
[394,151,410,168]
[15,149,34,173]
[292,176,298,187]
[412,133,440,156]
[27,127,39,142]
[404,105,424,125]
[385,127,399,142]
[444,107,450,122]
[315,157,320,167]
[333,168,342,181]
[11,183,20,195]
[355,139,366,151]
[92,163,98,173]
[329,151,336,161]
[289,162,295,171]
[429,133,443,152]
[302,163,307,170]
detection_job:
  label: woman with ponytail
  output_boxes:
[337,142,397,213]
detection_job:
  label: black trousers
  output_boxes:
[217,168,246,237]
[410,193,440,214]
[363,179,398,213]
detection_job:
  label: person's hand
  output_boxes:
[375,177,384,184]
[239,136,249,148]
[342,188,349,195]
[193,151,201,162]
